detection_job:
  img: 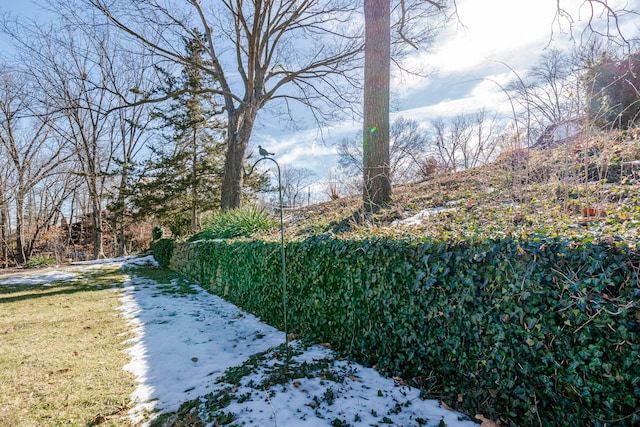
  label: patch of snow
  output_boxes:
[0,270,79,286]
[217,342,478,426]
[392,207,457,226]
[71,255,136,266]
[114,257,478,426]
[125,255,159,267]
[118,274,283,424]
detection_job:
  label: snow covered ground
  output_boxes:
[1,256,480,426]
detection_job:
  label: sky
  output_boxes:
[0,255,482,426]
[1,0,639,201]
[250,0,640,198]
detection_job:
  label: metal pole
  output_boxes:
[246,156,288,360]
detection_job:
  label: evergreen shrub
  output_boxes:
[150,238,175,267]
[24,255,57,269]
[152,226,163,241]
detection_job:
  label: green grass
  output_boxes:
[0,266,136,426]
[127,266,198,295]
[191,206,277,240]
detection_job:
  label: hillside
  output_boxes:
[280,129,640,246]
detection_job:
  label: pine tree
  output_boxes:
[133,34,226,236]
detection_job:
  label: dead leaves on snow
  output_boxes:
[475,414,501,426]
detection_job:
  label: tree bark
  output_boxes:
[90,189,104,260]
[0,181,7,267]
[191,127,198,231]
[220,109,257,209]
[116,167,127,257]
[15,193,26,264]
[363,0,392,213]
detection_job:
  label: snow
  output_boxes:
[0,270,79,285]
[392,207,457,226]
[0,256,479,427]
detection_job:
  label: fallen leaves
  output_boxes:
[392,376,408,386]
[475,414,500,426]
[47,368,70,377]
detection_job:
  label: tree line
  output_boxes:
[0,0,638,266]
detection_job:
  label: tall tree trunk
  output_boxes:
[116,169,127,257]
[220,110,256,210]
[191,127,198,231]
[91,198,104,260]
[15,194,26,264]
[0,184,7,268]
[363,0,392,213]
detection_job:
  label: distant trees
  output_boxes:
[106,53,155,257]
[0,8,160,263]
[505,48,582,148]
[0,65,75,264]
[430,110,501,171]
[340,116,430,183]
[20,22,127,259]
[504,44,640,149]
[280,167,317,209]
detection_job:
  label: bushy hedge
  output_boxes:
[165,235,640,426]
[150,238,175,267]
[24,255,57,268]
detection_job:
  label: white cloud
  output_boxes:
[391,0,636,97]
[393,71,517,123]
[392,0,558,98]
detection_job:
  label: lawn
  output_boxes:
[0,266,136,426]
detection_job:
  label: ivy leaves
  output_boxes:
[164,235,640,426]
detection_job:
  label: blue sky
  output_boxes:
[251,0,639,195]
[2,0,639,200]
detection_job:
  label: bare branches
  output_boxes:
[392,0,452,54]
[553,0,639,50]
[397,0,419,50]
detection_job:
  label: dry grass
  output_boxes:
[0,267,136,426]
[275,134,640,244]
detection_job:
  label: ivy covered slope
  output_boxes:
[157,131,640,426]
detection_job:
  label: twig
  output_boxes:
[264,388,277,427]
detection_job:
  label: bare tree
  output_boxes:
[430,111,501,171]
[553,1,639,49]
[80,0,364,210]
[11,18,152,259]
[0,156,10,267]
[0,65,74,264]
[430,117,458,171]
[280,166,317,208]
[463,109,501,168]
[339,116,430,183]
[105,51,157,256]
[506,49,582,147]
